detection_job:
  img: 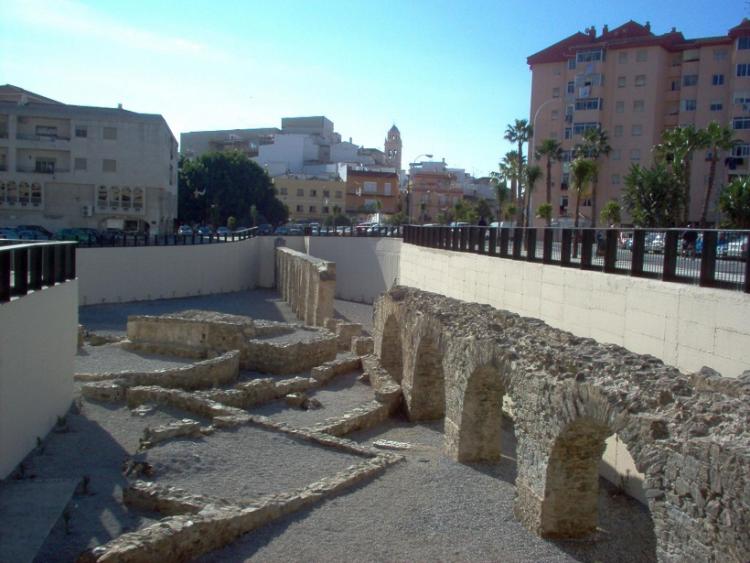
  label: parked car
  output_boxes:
[618,231,633,249]
[216,226,232,237]
[257,224,273,235]
[197,226,214,236]
[274,225,289,235]
[54,228,92,242]
[100,228,126,243]
[0,227,19,239]
[16,229,48,240]
[16,224,53,239]
[177,225,193,236]
[718,234,748,259]
[287,224,304,236]
[644,232,665,254]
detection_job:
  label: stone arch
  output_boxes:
[455,364,506,462]
[379,314,403,383]
[403,331,444,421]
[539,416,612,537]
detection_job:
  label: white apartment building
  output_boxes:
[0,85,178,234]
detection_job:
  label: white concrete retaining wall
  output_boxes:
[400,244,750,378]
[77,238,261,305]
[0,281,77,478]
[305,237,401,304]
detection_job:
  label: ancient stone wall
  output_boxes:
[373,286,750,562]
[276,247,335,326]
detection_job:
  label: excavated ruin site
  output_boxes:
[12,248,749,562]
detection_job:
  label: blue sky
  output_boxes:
[1,0,746,176]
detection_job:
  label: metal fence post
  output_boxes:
[560,229,572,266]
[543,229,553,263]
[526,229,537,261]
[699,230,717,287]
[631,230,645,277]
[604,230,618,273]
[662,230,678,282]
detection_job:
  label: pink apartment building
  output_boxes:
[527,19,750,225]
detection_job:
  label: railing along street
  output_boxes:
[0,240,77,303]
[403,225,750,293]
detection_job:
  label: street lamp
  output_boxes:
[407,153,433,222]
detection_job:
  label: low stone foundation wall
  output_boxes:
[276,247,335,326]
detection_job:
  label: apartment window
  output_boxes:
[632,124,643,136]
[551,110,559,120]
[612,174,621,185]
[74,157,87,171]
[335,190,342,198]
[310,189,317,197]
[710,100,724,112]
[35,125,57,137]
[309,205,316,213]
[323,190,330,197]
[35,158,55,173]
[714,49,728,61]
[618,51,628,64]
[576,49,602,63]
[683,49,700,62]
[633,100,645,112]
[732,143,750,156]
[575,73,602,87]
[363,181,377,193]
[30,183,41,206]
[102,159,116,172]
[737,63,750,77]
[574,98,601,111]
[564,128,572,139]
[613,100,624,114]
[582,198,592,207]
[552,87,560,98]
[102,126,117,140]
[97,186,107,209]
[75,126,87,138]
[636,49,648,62]
[572,122,599,135]
[568,58,576,70]
[6,182,16,204]
[682,99,697,112]
[733,92,750,105]
[121,187,131,210]
[683,74,698,87]
[18,182,30,205]
[712,74,725,86]
[614,125,623,137]
[279,187,288,195]
[295,204,303,212]
[671,80,681,91]
[322,206,329,214]
[738,36,750,50]
[567,81,574,94]
[630,149,641,161]
[384,182,392,196]
[635,75,646,87]
[561,173,569,189]
[109,186,120,209]
[733,117,750,129]
[133,188,143,210]
[560,195,569,211]
[296,188,304,196]
[612,149,621,160]
[617,76,626,88]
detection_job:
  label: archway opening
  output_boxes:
[380,315,403,383]
[406,335,444,421]
[456,365,505,463]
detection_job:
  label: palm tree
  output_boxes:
[535,138,563,214]
[578,129,611,228]
[701,121,735,226]
[655,125,707,224]
[504,119,533,203]
[499,150,525,209]
[523,165,542,229]
[570,158,597,229]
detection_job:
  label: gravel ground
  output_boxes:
[200,417,656,563]
[247,371,375,427]
[79,289,298,335]
[140,426,364,503]
[76,344,194,374]
[27,398,198,562]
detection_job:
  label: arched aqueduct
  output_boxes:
[374,286,749,562]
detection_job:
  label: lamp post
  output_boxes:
[407,153,433,223]
[529,98,562,227]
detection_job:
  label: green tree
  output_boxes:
[599,200,621,226]
[535,138,563,213]
[569,158,597,229]
[655,125,707,224]
[523,165,542,228]
[178,150,288,227]
[701,121,735,226]
[497,150,525,208]
[227,216,237,231]
[386,211,409,225]
[719,176,750,228]
[577,128,611,228]
[504,119,533,203]
[453,200,479,224]
[623,163,684,227]
[249,205,259,227]
[475,198,494,223]
[537,203,553,225]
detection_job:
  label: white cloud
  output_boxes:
[6,0,219,58]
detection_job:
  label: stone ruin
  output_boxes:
[276,247,335,326]
[373,286,750,562]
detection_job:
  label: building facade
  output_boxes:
[528,19,750,225]
[0,85,177,234]
[408,160,464,223]
[344,168,400,218]
[273,176,346,222]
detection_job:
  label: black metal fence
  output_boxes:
[74,228,259,248]
[403,225,750,293]
[0,241,77,303]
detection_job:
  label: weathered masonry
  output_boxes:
[276,247,335,326]
[374,286,749,562]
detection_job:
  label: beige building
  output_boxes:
[0,85,178,234]
[528,19,750,225]
[273,176,346,222]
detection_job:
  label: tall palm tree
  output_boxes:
[504,119,533,203]
[578,129,611,228]
[499,150,525,208]
[570,158,597,229]
[535,138,563,212]
[523,165,542,229]
[655,125,707,224]
[701,121,735,226]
